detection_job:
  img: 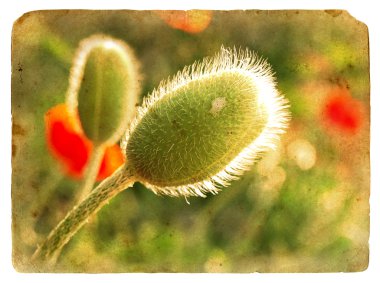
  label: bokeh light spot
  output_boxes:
[287,139,317,170]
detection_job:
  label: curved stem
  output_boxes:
[39,27,74,68]
[32,165,135,263]
[76,144,105,202]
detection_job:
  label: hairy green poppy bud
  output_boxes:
[67,34,140,145]
[123,47,290,197]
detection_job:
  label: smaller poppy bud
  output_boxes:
[66,34,141,145]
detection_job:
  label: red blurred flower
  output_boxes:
[97,145,125,180]
[157,10,212,34]
[45,104,124,180]
[322,87,364,134]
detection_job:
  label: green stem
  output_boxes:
[40,29,74,69]
[32,165,135,263]
[76,144,105,202]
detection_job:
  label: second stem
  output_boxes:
[32,165,136,263]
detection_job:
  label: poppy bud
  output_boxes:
[123,47,290,197]
[67,34,141,145]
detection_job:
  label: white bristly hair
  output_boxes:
[122,47,290,198]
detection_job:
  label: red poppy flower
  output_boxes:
[97,145,125,180]
[45,104,125,180]
[322,87,364,134]
[157,10,213,34]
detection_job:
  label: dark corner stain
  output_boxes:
[12,143,17,158]
[13,11,31,28]
[324,10,343,17]
[12,123,26,136]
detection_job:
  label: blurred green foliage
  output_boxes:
[12,10,369,272]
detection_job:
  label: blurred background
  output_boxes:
[12,10,369,272]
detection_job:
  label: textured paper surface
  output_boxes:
[12,10,369,272]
